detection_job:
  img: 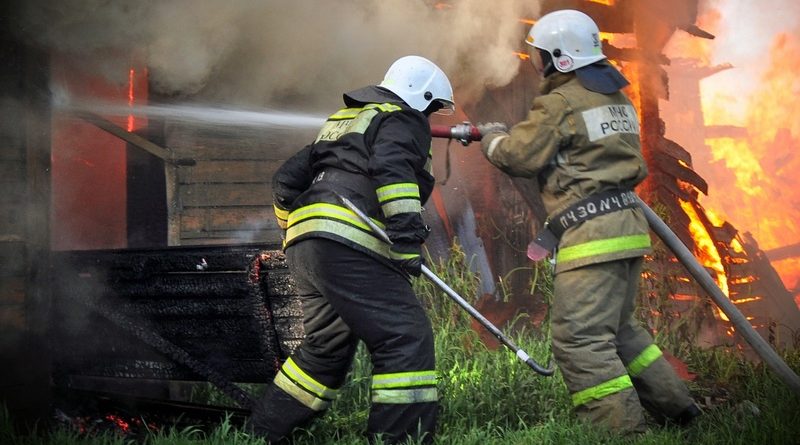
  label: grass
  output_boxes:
[3,245,800,444]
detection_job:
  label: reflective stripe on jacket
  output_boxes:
[483,73,651,272]
[271,86,433,264]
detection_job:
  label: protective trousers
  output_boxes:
[249,238,438,444]
[551,257,694,433]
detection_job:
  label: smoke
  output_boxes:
[16,0,538,110]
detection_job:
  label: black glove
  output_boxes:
[390,242,424,277]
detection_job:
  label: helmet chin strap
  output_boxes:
[540,49,558,77]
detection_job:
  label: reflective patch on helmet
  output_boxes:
[556,54,574,71]
[582,104,640,142]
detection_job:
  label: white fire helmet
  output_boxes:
[525,9,606,73]
[379,55,455,115]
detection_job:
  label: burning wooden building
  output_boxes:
[1,0,798,429]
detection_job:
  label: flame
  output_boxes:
[699,34,800,292]
[680,199,731,320]
[127,68,135,132]
[660,5,800,296]
[105,414,130,432]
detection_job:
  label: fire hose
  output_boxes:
[637,197,800,396]
[430,122,483,145]
[336,193,555,376]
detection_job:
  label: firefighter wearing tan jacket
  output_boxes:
[479,10,700,434]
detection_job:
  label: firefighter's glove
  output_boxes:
[390,242,424,277]
[477,122,509,158]
[476,122,508,137]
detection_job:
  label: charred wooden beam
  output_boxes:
[73,111,196,166]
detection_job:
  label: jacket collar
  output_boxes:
[539,72,576,95]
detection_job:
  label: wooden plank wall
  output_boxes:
[164,123,317,246]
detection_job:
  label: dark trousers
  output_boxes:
[250,238,437,444]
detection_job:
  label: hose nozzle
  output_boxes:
[430,122,482,146]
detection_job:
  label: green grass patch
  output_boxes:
[3,246,799,444]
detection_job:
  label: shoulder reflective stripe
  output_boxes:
[287,203,384,232]
[274,371,332,411]
[557,234,651,264]
[317,103,401,141]
[372,387,438,404]
[369,102,401,113]
[274,204,289,229]
[626,344,663,377]
[571,374,633,407]
[316,109,379,142]
[382,199,422,218]
[376,183,421,203]
[328,107,365,120]
[281,357,338,400]
[286,219,391,258]
[372,370,438,389]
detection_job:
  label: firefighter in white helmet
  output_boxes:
[477,9,701,434]
[250,55,454,444]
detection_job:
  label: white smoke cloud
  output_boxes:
[17,0,539,110]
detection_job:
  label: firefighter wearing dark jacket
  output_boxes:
[477,10,700,434]
[249,55,455,444]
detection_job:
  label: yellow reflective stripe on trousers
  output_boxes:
[372,387,438,404]
[372,370,438,389]
[557,234,651,264]
[382,199,421,218]
[274,371,333,411]
[371,370,438,404]
[273,204,289,229]
[282,357,338,399]
[626,344,663,377]
[376,183,420,203]
[273,358,339,411]
[571,374,633,407]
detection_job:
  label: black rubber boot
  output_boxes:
[673,402,702,427]
[248,384,318,443]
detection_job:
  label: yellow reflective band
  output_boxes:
[274,371,332,411]
[374,103,402,112]
[626,344,663,377]
[376,183,420,203]
[372,388,438,404]
[382,199,421,218]
[281,357,338,400]
[273,204,289,229]
[328,107,365,120]
[287,203,384,233]
[372,370,438,389]
[286,218,391,258]
[557,234,651,264]
[389,250,420,261]
[571,374,633,407]
[328,103,400,120]
[317,103,401,142]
